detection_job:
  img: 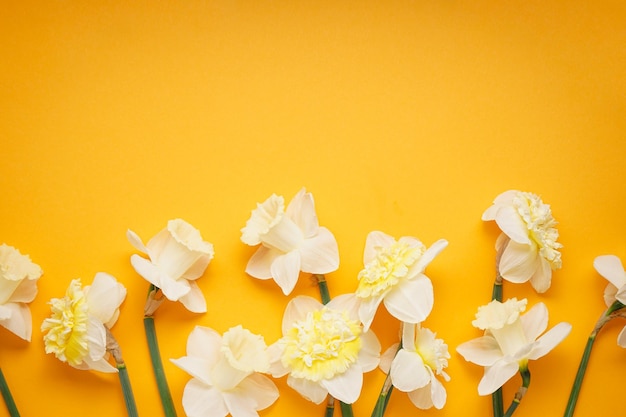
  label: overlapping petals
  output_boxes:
[380,323,450,410]
[482,190,562,293]
[456,298,571,395]
[127,219,214,313]
[268,294,380,404]
[594,254,626,346]
[241,188,339,295]
[0,244,43,341]
[355,231,447,330]
[41,272,127,373]
[171,325,278,417]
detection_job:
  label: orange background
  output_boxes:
[1,1,625,416]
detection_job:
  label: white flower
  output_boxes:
[356,231,447,330]
[594,254,626,347]
[0,244,43,341]
[171,325,279,417]
[41,273,127,373]
[380,323,450,410]
[456,298,571,395]
[241,188,339,295]
[127,219,214,313]
[482,190,562,293]
[268,294,380,404]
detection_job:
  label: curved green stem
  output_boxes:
[503,366,530,417]
[0,368,19,417]
[117,363,139,417]
[144,315,177,417]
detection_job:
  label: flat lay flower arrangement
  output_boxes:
[1,188,624,417]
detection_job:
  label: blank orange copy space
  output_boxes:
[1,1,625,416]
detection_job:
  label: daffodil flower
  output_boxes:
[241,188,339,295]
[355,231,447,331]
[41,272,127,373]
[482,190,562,293]
[127,218,214,314]
[171,325,279,417]
[380,323,450,410]
[268,294,380,404]
[594,254,626,346]
[0,244,42,341]
[456,298,571,395]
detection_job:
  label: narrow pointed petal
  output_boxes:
[287,375,328,404]
[171,357,213,385]
[327,293,359,321]
[412,239,448,274]
[267,342,289,377]
[363,231,396,265]
[357,330,381,372]
[494,206,531,244]
[159,270,192,301]
[429,375,447,409]
[383,276,433,323]
[498,240,537,283]
[299,227,339,274]
[529,257,552,293]
[478,360,518,395]
[520,302,548,342]
[456,336,502,366]
[285,188,319,238]
[126,229,148,253]
[270,250,301,295]
[358,295,384,331]
[379,343,400,373]
[282,296,321,334]
[391,350,430,391]
[130,254,163,288]
[527,322,572,360]
[245,246,280,279]
[182,379,229,417]
[222,374,279,416]
[0,303,31,340]
[407,383,435,410]
[594,255,626,289]
[604,283,619,307]
[320,364,363,404]
[178,281,207,313]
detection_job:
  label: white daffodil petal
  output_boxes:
[299,227,340,274]
[82,355,117,373]
[222,374,279,416]
[594,255,626,289]
[617,326,626,348]
[159,271,192,302]
[5,278,38,304]
[130,254,163,288]
[494,206,532,244]
[407,383,434,410]
[430,374,447,409]
[326,293,360,321]
[320,364,363,404]
[604,283,619,307]
[529,257,552,293]
[178,281,207,313]
[282,296,322,335]
[85,272,126,327]
[245,246,280,279]
[181,256,212,281]
[412,239,448,274]
[520,302,549,342]
[0,303,31,341]
[357,330,381,373]
[456,336,502,366]
[287,375,328,404]
[390,350,430,391]
[527,321,572,360]
[0,279,21,305]
[171,356,213,385]
[267,342,289,378]
[182,379,229,417]
[379,343,400,373]
[270,251,302,295]
[126,229,148,254]
[358,295,384,332]
[285,188,319,238]
[187,326,222,359]
[259,217,304,253]
[383,276,433,324]
[478,360,519,395]
[499,240,537,283]
[616,286,626,306]
[363,231,396,265]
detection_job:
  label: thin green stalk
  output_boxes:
[370,372,394,417]
[0,368,19,417]
[491,275,504,417]
[144,315,177,417]
[503,367,530,417]
[117,363,139,417]
[563,300,625,417]
[339,401,354,417]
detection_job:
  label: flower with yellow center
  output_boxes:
[482,190,562,293]
[0,244,42,341]
[456,298,571,395]
[356,231,448,330]
[241,188,340,295]
[41,273,126,373]
[380,323,450,410]
[268,294,380,404]
[171,325,278,417]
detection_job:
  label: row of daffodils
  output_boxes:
[1,189,625,417]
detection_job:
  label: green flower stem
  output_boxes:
[370,372,394,417]
[144,315,177,417]
[325,396,335,417]
[502,366,530,417]
[491,273,504,417]
[563,300,625,417]
[116,363,139,417]
[314,274,354,417]
[0,368,19,417]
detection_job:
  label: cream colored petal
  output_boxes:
[478,360,518,395]
[285,188,319,238]
[0,303,31,341]
[320,364,363,404]
[520,302,548,342]
[85,272,126,327]
[498,240,537,283]
[187,326,222,359]
[407,383,435,410]
[527,321,571,360]
[181,255,212,281]
[617,326,626,348]
[411,239,448,275]
[182,379,229,417]
[222,374,279,416]
[126,229,148,254]
[287,375,328,404]
[358,294,384,331]
[245,246,281,279]
[6,277,38,304]
[456,336,502,366]
[429,374,447,409]
[529,257,552,293]
[0,278,21,305]
[270,250,301,296]
[401,322,417,352]
[390,350,430,391]
[178,281,207,313]
[379,343,400,373]
[159,271,192,302]
[299,227,339,274]
[363,231,396,265]
[604,283,618,307]
[494,205,531,245]
[357,330,381,373]
[383,275,433,324]
[326,293,359,321]
[594,255,626,289]
[282,296,321,335]
[130,254,163,287]
[267,342,289,378]
[171,356,213,385]
[260,217,304,253]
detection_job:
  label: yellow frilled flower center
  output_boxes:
[41,279,90,366]
[281,308,362,382]
[356,241,424,299]
[513,192,563,269]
